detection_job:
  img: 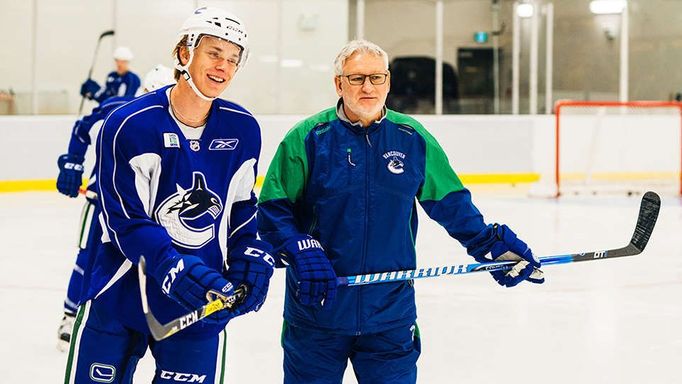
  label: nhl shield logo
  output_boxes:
[383,150,406,175]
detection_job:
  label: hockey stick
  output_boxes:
[78,187,98,200]
[78,30,115,115]
[337,191,660,287]
[137,257,247,341]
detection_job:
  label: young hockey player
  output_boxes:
[259,39,544,383]
[64,8,274,383]
[56,64,175,351]
[80,46,141,103]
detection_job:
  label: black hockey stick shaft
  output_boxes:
[78,30,115,115]
[137,257,246,341]
[338,191,660,286]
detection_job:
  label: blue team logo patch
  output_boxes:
[89,363,116,383]
[383,150,406,175]
[155,172,224,249]
[209,138,239,151]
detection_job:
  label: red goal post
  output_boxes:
[552,100,682,197]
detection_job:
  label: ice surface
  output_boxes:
[1,191,680,383]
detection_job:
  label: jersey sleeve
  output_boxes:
[413,123,490,249]
[96,110,179,274]
[227,127,262,252]
[67,104,108,157]
[257,124,310,249]
[122,73,141,97]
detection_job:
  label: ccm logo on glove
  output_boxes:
[244,247,276,267]
[162,259,185,295]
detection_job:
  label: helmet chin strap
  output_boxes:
[174,46,216,102]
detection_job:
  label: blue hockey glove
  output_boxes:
[467,224,544,288]
[56,153,85,198]
[80,79,101,100]
[153,254,237,324]
[224,240,275,314]
[277,235,337,307]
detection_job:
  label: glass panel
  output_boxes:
[361,0,438,114]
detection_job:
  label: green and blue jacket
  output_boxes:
[258,102,488,335]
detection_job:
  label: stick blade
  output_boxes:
[630,191,661,252]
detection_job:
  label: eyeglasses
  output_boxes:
[338,73,389,86]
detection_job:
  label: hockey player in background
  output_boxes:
[258,39,545,383]
[64,7,274,383]
[80,46,141,104]
[55,64,176,352]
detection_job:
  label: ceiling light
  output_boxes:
[517,3,534,18]
[589,0,627,15]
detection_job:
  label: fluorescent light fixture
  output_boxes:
[589,0,626,15]
[517,3,534,19]
[259,55,278,63]
[280,59,303,68]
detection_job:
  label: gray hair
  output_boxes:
[333,40,389,76]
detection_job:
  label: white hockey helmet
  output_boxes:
[143,64,176,92]
[178,6,249,67]
[174,7,249,101]
[113,46,134,61]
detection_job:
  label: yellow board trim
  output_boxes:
[459,173,540,184]
[0,179,58,193]
[0,176,268,193]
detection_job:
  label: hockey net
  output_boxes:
[536,100,682,197]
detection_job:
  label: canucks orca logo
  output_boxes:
[383,150,406,175]
[155,172,223,249]
[387,157,404,174]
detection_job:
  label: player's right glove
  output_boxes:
[466,224,544,287]
[277,234,337,307]
[80,79,101,100]
[152,254,238,324]
[224,239,275,314]
[56,153,85,198]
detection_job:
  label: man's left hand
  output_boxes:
[488,224,544,287]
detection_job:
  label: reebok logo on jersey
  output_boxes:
[163,133,180,148]
[159,370,207,383]
[162,259,185,294]
[89,363,116,383]
[209,138,239,150]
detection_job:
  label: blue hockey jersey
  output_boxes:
[67,96,132,190]
[86,86,262,335]
[94,71,141,103]
[259,103,489,335]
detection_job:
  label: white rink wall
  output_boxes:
[0,113,679,192]
[0,114,546,180]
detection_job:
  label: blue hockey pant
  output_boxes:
[282,321,421,384]
[64,199,101,314]
[64,298,228,384]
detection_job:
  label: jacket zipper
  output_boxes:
[357,131,372,335]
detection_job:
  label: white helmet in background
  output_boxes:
[113,46,134,61]
[143,64,176,92]
[175,7,249,101]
